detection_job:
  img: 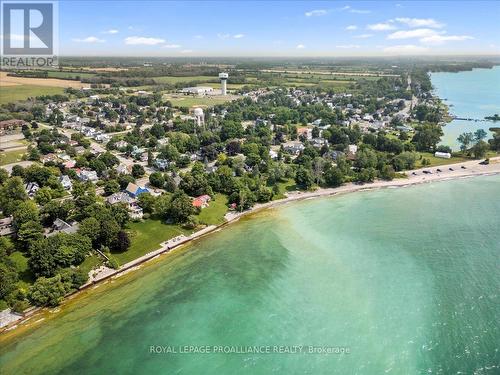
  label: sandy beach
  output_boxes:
[2,156,499,332]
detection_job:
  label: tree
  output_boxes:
[104,180,121,196]
[0,177,28,215]
[295,166,314,189]
[471,140,489,159]
[29,275,70,307]
[358,167,377,183]
[0,261,18,299]
[457,132,474,154]
[474,129,487,143]
[165,191,196,223]
[149,172,165,188]
[112,230,130,252]
[13,201,40,230]
[324,167,344,187]
[132,164,145,178]
[412,124,443,152]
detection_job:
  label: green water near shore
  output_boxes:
[1,175,499,374]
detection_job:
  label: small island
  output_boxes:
[485,114,500,121]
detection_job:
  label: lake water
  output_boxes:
[430,65,500,150]
[1,175,499,374]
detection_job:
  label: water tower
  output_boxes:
[219,72,228,95]
[193,107,204,127]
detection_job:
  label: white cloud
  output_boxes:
[420,34,473,45]
[305,9,327,17]
[193,35,204,39]
[103,29,119,34]
[181,49,193,53]
[387,28,439,40]
[336,44,360,49]
[346,25,358,31]
[383,44,429,54]
[124,36,165,45]
[395,17,444,29]
[354,34,373,39]
[73,36,105,43]
[217,33,231,40]
[233,34,245,39]
[296,44,305,49]
[341,6,371,14]
[368,23,397,31]
[162,44,181,49]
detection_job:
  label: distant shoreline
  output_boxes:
[2,156,500,335]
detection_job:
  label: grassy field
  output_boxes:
[0,85,66,104]
[197,194,228,225]
[273,178,298,199]
[0,149,26,165]
[154,75,217,84]
[417,152,470,168]
[9,251,34,290]
[115,218,192,265]
[165,95,235,108]
[78,254,103,275]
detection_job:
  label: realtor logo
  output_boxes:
[1,1,58,68]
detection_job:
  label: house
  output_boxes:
[46,218,80,237]
[347,144,358,155]
[154,159,169,171]
[192,195,211,208]
[59,175,72,190]
[312,119,322,126]
[125,182,150,198]
[283,141,305,155]
[311,138,328,148]
[326,150,345,161]
[25,182,40,197]
[116,163,131,175]
[0,216,14,236]
[269,149,279,160]
[107,192,144,219]
[41,153,58,163]
[297,127,313,140]
[64,160,76,169]
[95,133,111,143]
[115,140,129,149]
[78,169,98,182]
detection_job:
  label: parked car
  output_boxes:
[436,169,442,172]
[461,165,467,169]
[449,167,454,171]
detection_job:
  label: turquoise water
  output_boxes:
[1,175,499,374]
[430,65,500,150]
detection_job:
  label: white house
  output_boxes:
[59,175,72,190]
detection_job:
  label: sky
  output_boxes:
[58,0,500,56]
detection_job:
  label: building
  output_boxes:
[107,192,144,219]
[59,175,72,190]
[46,218,80,237]
[25,182,39,197]
[181,87,214,95]
[193,107,205,127]
[125,182,150,198]
[0,216,14,236]
[154,158,169,171]
[192,195,211,208]
[283,141,305,155]
[297,127,313,140]
[78,169,98,182]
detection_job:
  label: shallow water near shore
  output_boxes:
[1,175,499,374]
[430,65,500,150]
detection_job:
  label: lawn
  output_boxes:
[417,152,470,167]
[0,149,26,166]
[166,96,235,108]
[114,218,192,265]
[273,178,298,199]
[78,255,103,275]
[0,85,65,104]
[197,193,228,225]
[154,75,217,84]
[9,251,35,289]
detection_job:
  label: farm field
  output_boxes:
[0,84,66,104]
[165,94,237,108]
[154,75,217,84]
[47,71,96,79]
[0,72,89,89]
[0,149,26,166]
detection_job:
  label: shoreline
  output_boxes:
[2,156,500,334]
